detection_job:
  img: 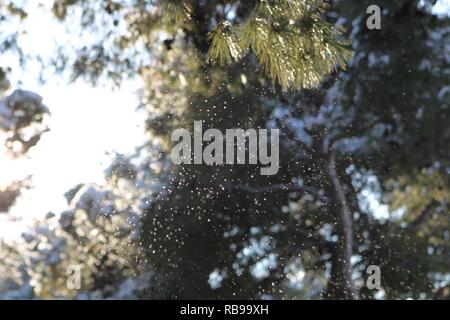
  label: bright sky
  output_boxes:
[432,0,450,13]
[0,1,145,240]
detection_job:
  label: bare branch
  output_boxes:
[275,118,314,154]
[327,118,383,151]
[226,182,328,203]
[410,199,441,230]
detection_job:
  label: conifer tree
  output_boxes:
[1,0,449,300]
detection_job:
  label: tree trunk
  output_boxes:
[324,148,358,299]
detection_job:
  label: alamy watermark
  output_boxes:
[67,265,82,290]
[171,121,280,176]
[367,5,381,30]
[366,265,382,290]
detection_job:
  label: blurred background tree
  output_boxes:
[0,0,449,300]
